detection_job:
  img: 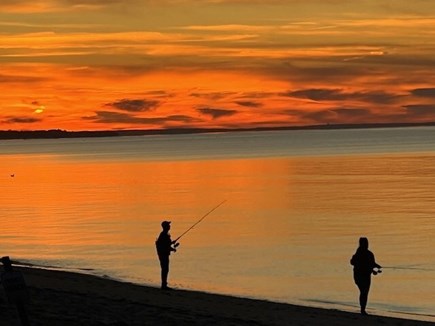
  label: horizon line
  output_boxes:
[1,121,435,140]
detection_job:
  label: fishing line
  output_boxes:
[174,200,227,242]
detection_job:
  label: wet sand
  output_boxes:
[1,266,433,326]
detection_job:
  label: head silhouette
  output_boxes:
[1,256,13,272]
[359,237,369,250]
[161,221,171,232]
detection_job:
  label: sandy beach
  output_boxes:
[0,266,432,326]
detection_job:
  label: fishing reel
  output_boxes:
[171,242,180,253]
[373,267,382,275]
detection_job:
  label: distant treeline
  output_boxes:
[0,128,220,140]
[1,122,435,140]
[0,129,119,139]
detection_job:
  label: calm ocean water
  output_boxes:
[1,127,435,321]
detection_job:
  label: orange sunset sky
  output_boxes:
[1,0,435,131]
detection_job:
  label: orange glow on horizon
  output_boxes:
[1,1,435,131]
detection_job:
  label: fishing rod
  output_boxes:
[174,200,227,243]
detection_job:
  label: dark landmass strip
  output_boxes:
[1,122,435,140]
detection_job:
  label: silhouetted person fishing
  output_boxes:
[155,201,226,290]
[350,237,382,315]
[156,221,179,290]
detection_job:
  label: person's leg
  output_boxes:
[357,277,371,315]
[16,301,30,326]
[159,255,169,288]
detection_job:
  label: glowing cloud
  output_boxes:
[1,0,435,130]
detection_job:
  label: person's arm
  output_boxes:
[370,252,381,269]
[167,236,177,252]
[350,254,356,266]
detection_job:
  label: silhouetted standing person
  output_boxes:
[350,237,382,315]
[1,256,30,326]
[156,221,178,289]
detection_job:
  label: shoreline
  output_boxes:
[1,266,433,326]
[1,122,435,140]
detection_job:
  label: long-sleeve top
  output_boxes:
[156,231,173,257]
[350,248,380,276]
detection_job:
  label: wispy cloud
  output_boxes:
[197,107,238,119]
[0,0,126,13]
[83,111,197,124]
[105,99,160,112]
[182,24,271,32]
[283,88,400,104]
[332,108,373,119]
[0,73,46,83]
[285,107,375,124]
[3,116,42,124]
[403,104,435,117]
[234,101,262,108]
[190,92,237,100]
[411,88,435,98]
